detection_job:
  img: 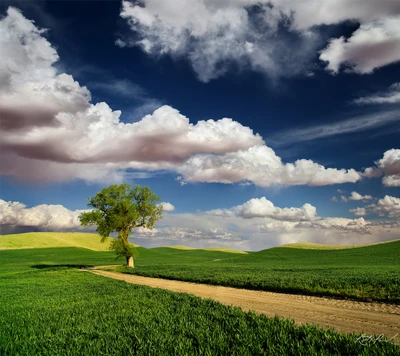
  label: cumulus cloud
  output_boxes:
[348,195,400,218]
[0,8,91,131]
[207,197,318,222]
[1,198,399,250]
[0,199,86,231]
[0,7,366,187]
[118,0,321,82]
[320,17,400,74]
[272,0,400,29]
[119,1,400,80]
[365,149,400,187]
[131,209,393,250]
[335,192,373,203]
[159,202,175,212]
[0,7,269,183]
[260,217,371,234]
[348,191,372,201]
[349,192,372,201]
[349,207,367,216]
[3,103,263,166]
[373,195,400,218]
[178,146,361,187]
[354,83,400,105]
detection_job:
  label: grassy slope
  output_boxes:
[123,240,400,302]
[281,242,366,249]
[280,240,399,250]
[1,247,398,355]
[166,245,247,254]
[0,232,112,251]
[1,233,399,301]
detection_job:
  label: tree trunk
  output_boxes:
[126,256,134,268]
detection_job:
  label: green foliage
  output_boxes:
[79,184,162,263]
[120,240,400,303]
[1,248,398,355]
[109,239,138,260]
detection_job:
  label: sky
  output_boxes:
[0,0,399,250]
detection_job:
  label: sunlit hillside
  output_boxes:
[166,245,247,254]
[0,232,112,251]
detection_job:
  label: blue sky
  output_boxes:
[0,0,399,250]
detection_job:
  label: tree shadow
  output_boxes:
[31,264,94,270]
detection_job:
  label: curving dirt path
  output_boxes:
[84,269,400,342]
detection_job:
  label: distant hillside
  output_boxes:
[281,240,399,250]
[166,245,248,254]
[0,232,113,251]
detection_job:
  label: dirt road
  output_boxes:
[85,269,400,341]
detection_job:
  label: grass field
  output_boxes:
[120,239,400,303]
[281,242,367,249]
[166,245,248,254]
[0,232,112,251]
[1,247,398,355]
[2,233,399,302]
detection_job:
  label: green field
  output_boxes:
[1,247,398,355]
[1,233,399,302]
[119,239,400,303]
[0,232,113,251]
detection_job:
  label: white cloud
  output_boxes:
[376,149,400,187]
[119,1,400,80]
[354,82,400,105]
[349,207,367,216]
[348,191,373,201]
[320,17,400,74]
[334,192,373,203]
[159,202,175,212]
[89,78,145,99]
[269,111,400,146]
[0,199,86,230]
[1,198,398,250]
[363,167,382,178]
[0,8,91,131]
[260,217,371,234]
[0,7,366,188]
[377,148,400,175]
[348,195,400,218]
[118,0,321,82]
[373,195,400,218]
[2,103,262,166]
[207,197,318,221]
[272,0,400,29]
[179,145,361,187]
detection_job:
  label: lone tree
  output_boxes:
[79,184,163,268]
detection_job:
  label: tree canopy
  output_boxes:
[79,184,163,267]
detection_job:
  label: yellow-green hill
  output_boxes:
[0,232,112,251]
[280,240,399,250]
[166,245,247,254]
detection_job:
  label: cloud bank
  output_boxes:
[119,0,321,82]
[0,199,86,232]
[0,7,365,188]
[119,0,400,80]
[206,197,318,221]
[2,198,398,250]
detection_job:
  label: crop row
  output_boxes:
[0,261,398,355]
[120,264,400,303]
